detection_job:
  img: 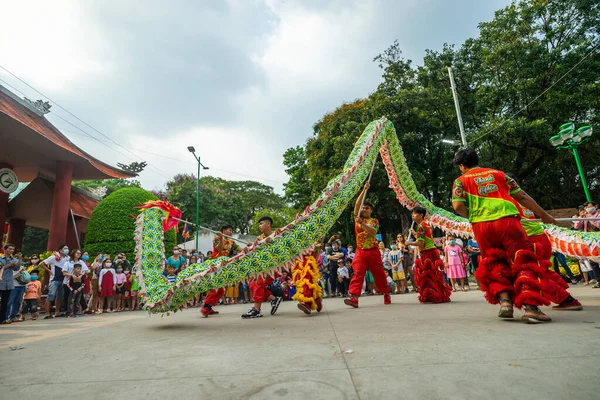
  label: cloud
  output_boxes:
[0,1,114,93]
[0,0,511,195]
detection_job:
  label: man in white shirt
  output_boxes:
[40,244,71,318]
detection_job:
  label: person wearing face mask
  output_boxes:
[327,242,345,297]
[21,270,42,321]
[573,201,600,288]
[62,249,89,316]
[39,244,71,319]
[80,252,93,314]
[114,262,127,312]
[98,259,116,313]
[389,241,406,294]
[167,247,186,273]
[318,245,331,296]
[444,236,467,292]
[347,245,355,261]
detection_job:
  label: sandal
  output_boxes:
[44,315,54,319]
[521,306,551,324]
[498,299,514,319]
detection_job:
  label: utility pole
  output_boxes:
[448,67,468,147]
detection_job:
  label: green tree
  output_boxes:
[21,226,49,255]
[248,208,296,236]
[164,174,287,236]
[84,187,176,259]
[282,146,312,210]
[282,0,600,245]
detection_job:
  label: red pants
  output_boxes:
[529,233,571,305]
[250,277,273,303]
[203,288,225,307]
[473,217,550,308]
[349,248,389,296]
[414,248,451,303]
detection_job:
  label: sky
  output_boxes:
[0,0,511,194]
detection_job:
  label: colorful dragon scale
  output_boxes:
[135,118,600,314]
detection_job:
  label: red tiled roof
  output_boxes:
[70,189,100,219]
[0,88,136,180]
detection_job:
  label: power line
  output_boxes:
[60,128,286,185]
[469,40,600,144]
[0,75,169,179]
[0,64,147,164]
[0,65,284,186]
[0,77,171,179]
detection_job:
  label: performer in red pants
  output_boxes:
[241,216,283,319]
[515,203,582,310]
[406,207,451,303]
[452,148,557,323]
[344,183,390,308]
[200,224,241,318]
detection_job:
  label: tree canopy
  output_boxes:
[161,174,289,239]
[283,0,600,244]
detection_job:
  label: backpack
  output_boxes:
[17,270,31,285]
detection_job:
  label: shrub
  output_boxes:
[84,187,177,260]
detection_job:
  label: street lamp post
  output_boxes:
[187,146,209,251]
[549,122,593,202]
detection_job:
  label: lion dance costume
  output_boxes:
[453,168,550,309]
[292,253,323,315]
[412,221,451,303]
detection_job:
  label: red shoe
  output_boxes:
[316,297,323,313]
[552,299,583,311]
[208,309,219,315]
[384,294,391,305]
[200,307,210,318]
[344,297,359,308]
[297,303,311,315]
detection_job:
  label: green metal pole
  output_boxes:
[195,155,200,251]
[571,145,592,202]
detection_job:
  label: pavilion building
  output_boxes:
[0,83,136,251]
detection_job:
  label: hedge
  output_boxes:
[84,187,176,260]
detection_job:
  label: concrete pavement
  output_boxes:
[1,286,599,400]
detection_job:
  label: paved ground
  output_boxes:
[1,285,599,400]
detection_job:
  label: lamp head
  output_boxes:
[576,126,593,139]
[187,146,196,153]
[549,135,564,147]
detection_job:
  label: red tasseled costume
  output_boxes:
[414,254,451,304]
[530,234,571,305]
[474,248,514,304]
[512,249,551,309]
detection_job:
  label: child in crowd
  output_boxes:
[337,259,350,296]
[225,283,239,305]
[444,235,467,292]
[386,270,397,293]
[130,271,140,311]
[98,258,116,313]
[123,267,132,310]
[578,259,594,285]
[21,270,41,320]
[166,265,177,285]
[279,271,293,300]
[67,264,85,317]
[390,241,406,293]
[114,263,127,312]
[241,279,250,304]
